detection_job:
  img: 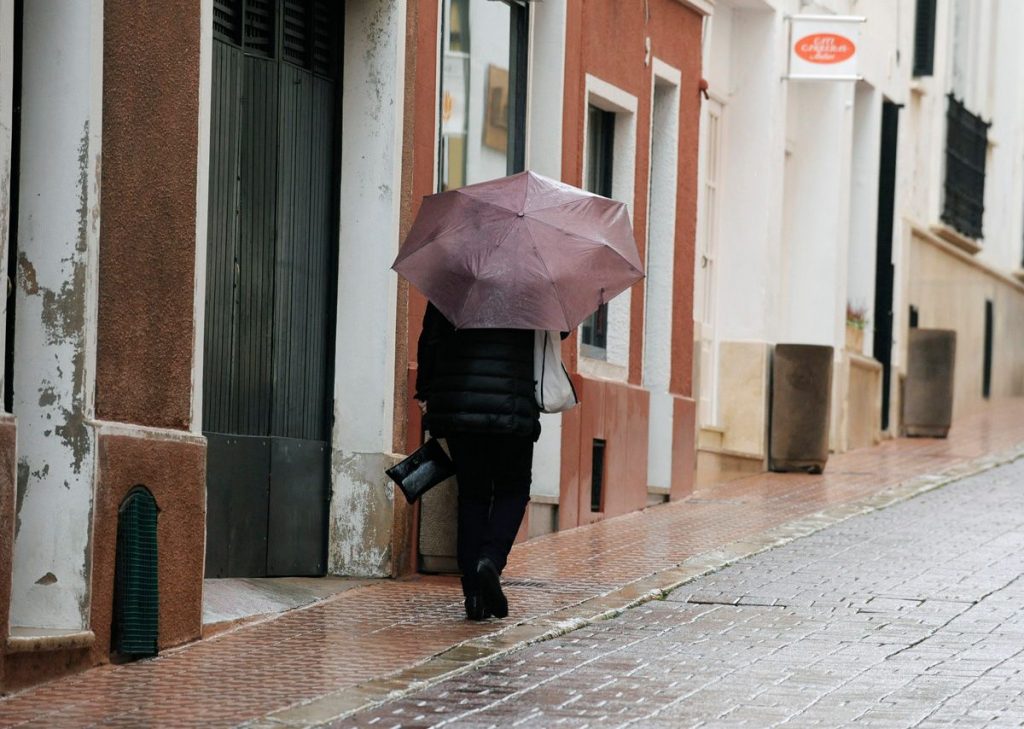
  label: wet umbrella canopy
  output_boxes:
[393,171,644,330]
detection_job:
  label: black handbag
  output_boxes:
[385,438,456,504]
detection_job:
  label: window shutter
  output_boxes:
[283,0,310,67]
[245,0,275,57]
[214,0,242,45]
[311,0,338,77]
[913,0,937,77]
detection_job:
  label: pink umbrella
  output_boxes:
[393,171,643,330]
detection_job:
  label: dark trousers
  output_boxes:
[446,434,533,597]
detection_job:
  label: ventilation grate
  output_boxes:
[112,487,160,657]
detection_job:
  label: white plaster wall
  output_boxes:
[780,81,855,348]
[644,70,680,491]
[329,0,406,576]
[191,0,214,434]
[978,0,1024,273]
[526,0,567,500]
[710,7,789,344]
[846,82,882,354]
[10,0,103,630]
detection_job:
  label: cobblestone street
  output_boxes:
[343,457,1024,728]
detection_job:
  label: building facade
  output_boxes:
[693,0,1024,486]
[0,0,705,690]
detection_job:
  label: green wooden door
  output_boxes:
[204,0,340,577]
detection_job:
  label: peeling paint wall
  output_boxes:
[328,0,406,577]
[9,2,102,630]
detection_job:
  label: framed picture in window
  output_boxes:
[484,64,509,153]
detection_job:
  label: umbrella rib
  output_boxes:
[453,218,520,327]
[524,222,574,332]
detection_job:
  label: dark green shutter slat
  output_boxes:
[113,488,159,657]
[245,0,275,57]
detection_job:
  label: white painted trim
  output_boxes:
[191,0,213,434]
[651,57,682,87]
[92,419,206,446]
[580,74,638,379]
[644,58,681,491]
[584,73,639,115]
[432,0,443,193]
[674,0,714,17]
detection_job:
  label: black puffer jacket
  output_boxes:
[415,303,540,441]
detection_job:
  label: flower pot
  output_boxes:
[770,344,834,474]
[903,329,956,438]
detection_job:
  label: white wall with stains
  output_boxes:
[9,1,102,630]
[328,0,406,576]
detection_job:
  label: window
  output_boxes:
[580,105,615,360]
[942,94,989,240]
[912,0,937,77]
[438,0,528,192]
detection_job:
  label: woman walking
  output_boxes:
[415,302,539,620]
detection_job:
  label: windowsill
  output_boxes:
[1013,269,1024,284]
[930,222,982,255]
[578,355,628,382]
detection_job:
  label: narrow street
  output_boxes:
[0,404,1021,728]
[341,457,1024,728]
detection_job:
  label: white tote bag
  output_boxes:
[534,330,579,413]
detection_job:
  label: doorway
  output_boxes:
[203,0,341,578]
[873,101,899,431]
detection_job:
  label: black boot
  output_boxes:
[464,594,491,621]
[475,557,508,618]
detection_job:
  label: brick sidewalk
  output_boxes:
[0,401,1022,728]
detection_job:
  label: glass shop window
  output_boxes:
[580,104,615,360]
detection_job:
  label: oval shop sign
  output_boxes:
[794,33,856,64]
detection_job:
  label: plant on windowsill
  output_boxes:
[845,302,869,353]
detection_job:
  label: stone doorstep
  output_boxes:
[255,445,1023,728]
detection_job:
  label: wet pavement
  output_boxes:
[0,401,1022,728]
[342,453,1024,728]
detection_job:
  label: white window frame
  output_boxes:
[579,74,638,383]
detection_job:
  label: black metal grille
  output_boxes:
[112,487,159,657]
[912,0,937,77]
[942,95,989,241]
[245,0,275,56]
[214,0,242,44]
